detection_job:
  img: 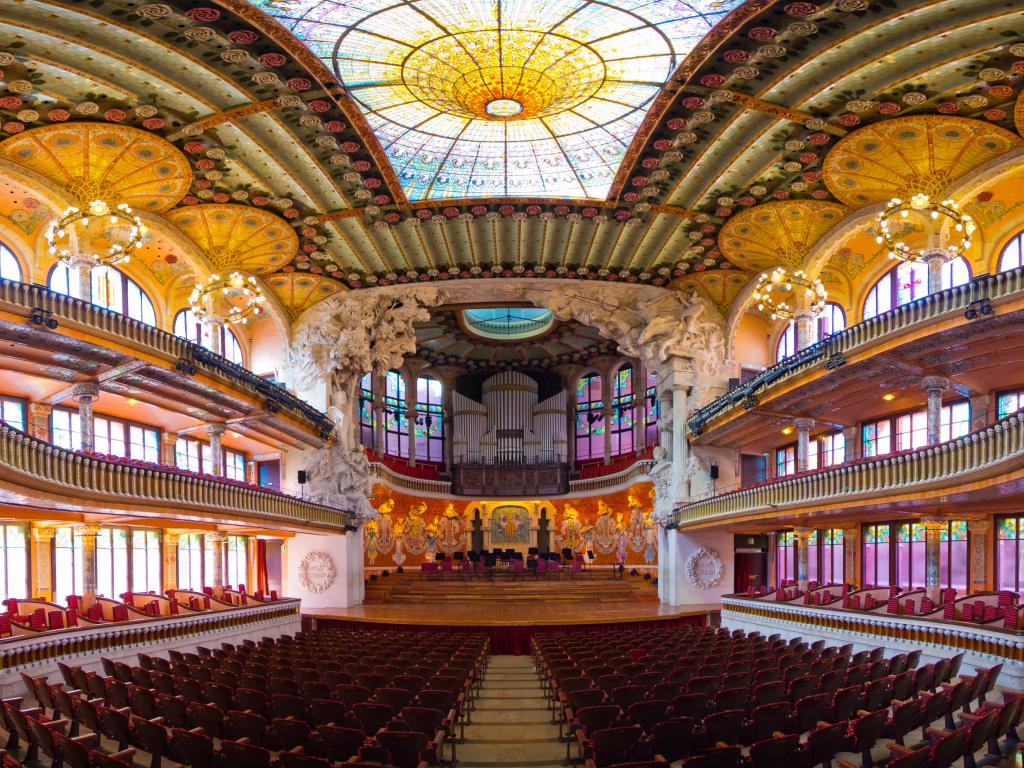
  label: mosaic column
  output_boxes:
[74,382,100,452]
[794,527,812,591]
[208,320,223,356]
[922,376,948,446]
[924,250,948,295]
[967,519,991,594]
[632,363,644,452]
[406,375,418,467]
[843,425,859,463]
[969,394,990,432]
[602,372,613,465]
[795,418,815,472]
[73,259,93,304]
[795,311,815,351]
[373,374,386,453]
[767,531,778,589]
[922,518,945,603]
[207,531,227,588]
[207,423,225,476]
[77,523,103,602]
[27,402,51,442]
[30,526,56,601]
[842,526,859,587]
[162,431,178,466]
[163,532,179,592]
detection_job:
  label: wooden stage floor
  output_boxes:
[303,574,719,627]
[304,600,721,627]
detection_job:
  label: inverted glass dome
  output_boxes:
[461,307,555,340]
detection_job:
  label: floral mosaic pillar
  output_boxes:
[967,519,990,593]
[922,518,946,602]
[842,526,859,587]
[30,526,55,602]
[794,527,811,591]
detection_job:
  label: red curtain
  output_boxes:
[307,615,709,655]
[734,553,750,594]
[255,539,268,593]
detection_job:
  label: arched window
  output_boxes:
[49,264,157,326]
[173,309,244,365]
[863,258,970,320]
[644,371,658,448]
[610,365,635,457]
[358,373,375,448]
[383,370,409,458]
[575,372,605,462]
[999,231,1024,272]
[774,304,846,363]
[414,376,444,463]
[0,242,22,282]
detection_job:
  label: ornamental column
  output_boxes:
[922,376,949,446]
[632,363,644,451]
[74,382,100,452]
[162,431,178,466]
[207,531,227,588]
[922,518,945,603]
[658,390,673,457]
[843,425,859,463]
[406,374,418,467]
[923,249,949,295]
[30,526,56,602]
[602,371,613,465]
[77,523,102,603]
[208,320,223,357]
[842,526,859,588]
[27,402,51,441]
[163,532,179,593]
[795,311,815,351]
[795,417,815,472]
[207,423,226,476]
[967,519,991,594]
[969,394,989,432]
[72,259,93,304]
[794,527,812,591]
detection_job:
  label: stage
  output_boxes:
[301,574,719,653]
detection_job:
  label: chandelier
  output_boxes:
[753,267,828,321]
[44,199,146,267]
[875,193,975,264]
[189,272,266,325]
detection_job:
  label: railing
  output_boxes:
[0,278,333,436]
[0,423,354,530]
[689,266,1024,435]
[368,461,452,495]
[675,413,1024,526]
[569,459,655,494]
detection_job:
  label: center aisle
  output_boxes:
[458,655,565,768]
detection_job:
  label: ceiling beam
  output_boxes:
[41,360,149,405]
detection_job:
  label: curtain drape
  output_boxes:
[255,539,268,593]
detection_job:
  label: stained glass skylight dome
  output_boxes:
[249,0,743,201]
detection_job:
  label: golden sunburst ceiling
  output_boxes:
[247,0,742,201]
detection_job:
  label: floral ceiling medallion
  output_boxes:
[247,0,743,201]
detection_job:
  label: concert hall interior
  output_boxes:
[1,0,1024,766]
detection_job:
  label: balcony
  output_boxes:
[0,423,354,531]
[689,266,1024,438]
[0,278,333,440]
[674,412,1024,527]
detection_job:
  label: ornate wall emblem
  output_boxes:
[297,551,337,593]
[685,546,723,590]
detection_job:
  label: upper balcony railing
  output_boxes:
[688,266,1024,436]
[0,278,334,437]
[0,423,354,531]
[674,412,1024,527]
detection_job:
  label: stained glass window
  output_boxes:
[0,242,22,282]
[997,390,1023,420]
[384,369,409,458]
[0,397,25,433]
[0,525,27,603]
[174,309,244,366]
[896,522,926,590]
[863,523,891,587]
[53,527,84,600]
[644,372,658,448]
[776,323,796,363]
[359,373,376,449]
[821,528,845,585]
[996,516,1024,592]
[775,445,796,478]
[414,376,445,463]
[50,264,157,326]
[575,372,604,462]
[863,258,970,320]
[776,531,794,585]
[610,365,634,457]
[818,431,845,468]
[775,304,845,363]
[250,0,743,200]
[999,230,1024,272]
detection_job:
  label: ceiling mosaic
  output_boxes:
[247,0,743,201]
[0,0,1022,311]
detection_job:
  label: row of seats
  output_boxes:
[5,627,488,768]
[535,625,1020,768]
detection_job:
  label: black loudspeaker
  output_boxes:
[709,464,720,480]
[297,470,307,484]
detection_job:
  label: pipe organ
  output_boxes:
[453,371,567,464]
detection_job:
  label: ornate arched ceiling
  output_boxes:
[0,0,1022,315]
